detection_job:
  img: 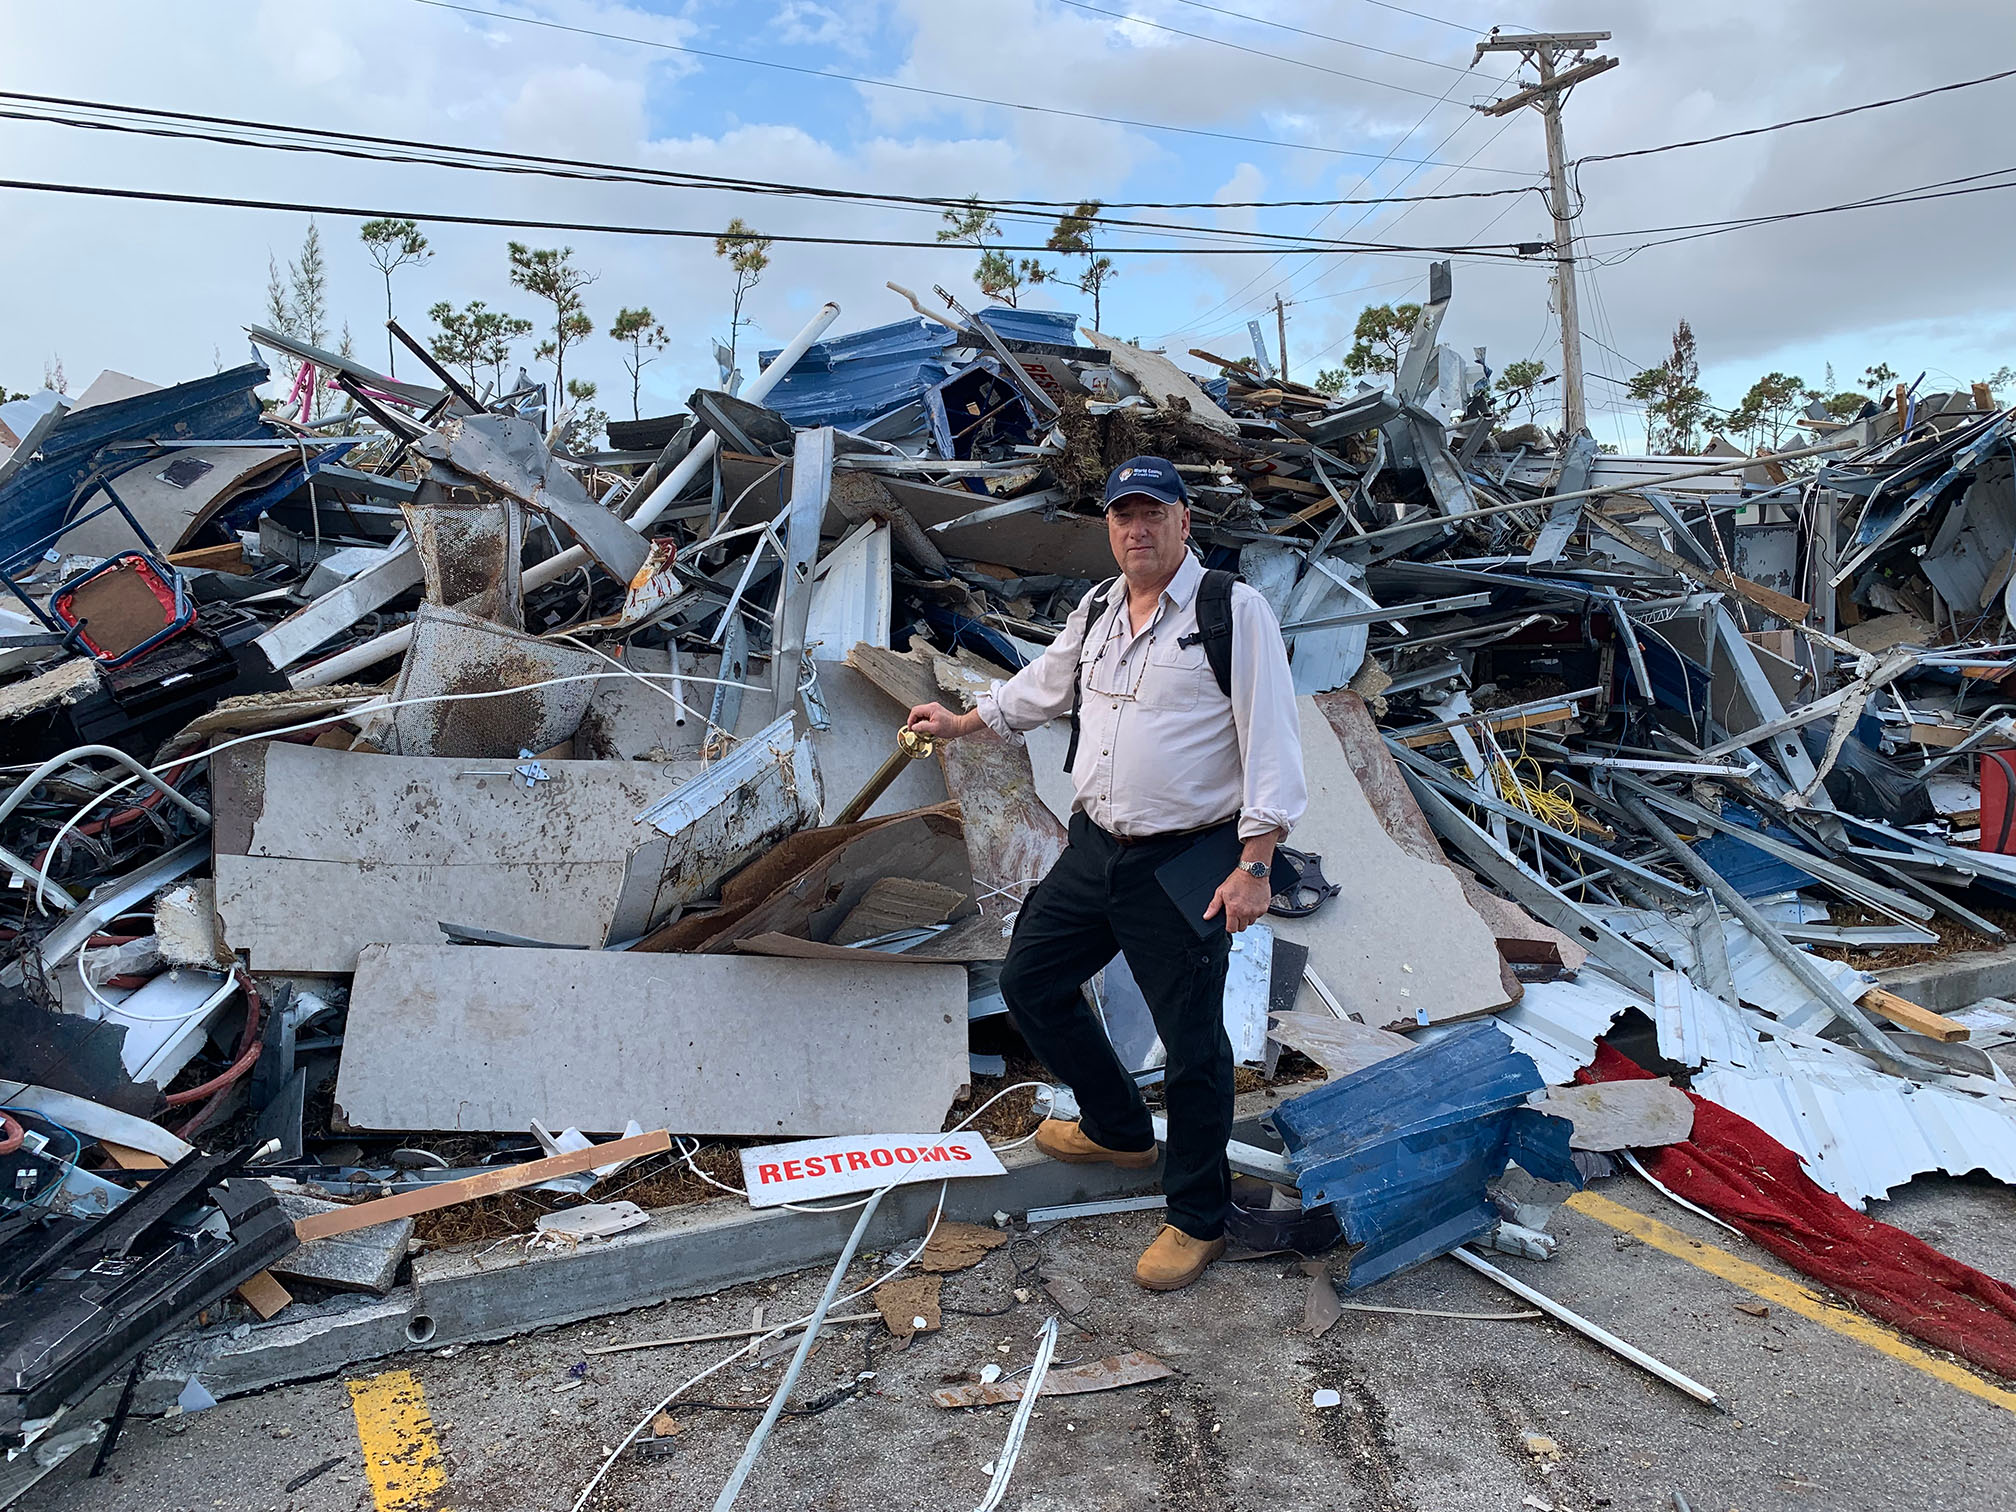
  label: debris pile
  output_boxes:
[4,266,2016,1485]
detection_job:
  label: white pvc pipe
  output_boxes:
[292,302,843,689]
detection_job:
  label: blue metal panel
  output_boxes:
[974,306,1081,345]
[207,442,357,534]
[0,364,271,566]
[1691,801,1822,898]
[757,319,956,431]
[1274,1020,1577,1292]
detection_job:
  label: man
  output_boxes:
[908,456,1306,1292]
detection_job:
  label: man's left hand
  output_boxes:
[1203,867,1271,933]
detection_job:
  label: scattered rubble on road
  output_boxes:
[5,269,2016,1505]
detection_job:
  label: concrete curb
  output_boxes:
[1874,944,2016,1013]
[123,1092,1298,1414]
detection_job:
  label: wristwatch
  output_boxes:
[1240,860,1269,880]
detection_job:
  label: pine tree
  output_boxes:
[609,307,669,419]
[359,219,432,374]
[507,243,596,403]
[714,220,772,385]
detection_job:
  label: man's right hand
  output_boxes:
[907,702,977,740]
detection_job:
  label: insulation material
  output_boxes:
[384,603,603,758]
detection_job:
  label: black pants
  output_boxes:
[1000,812,1236,1240]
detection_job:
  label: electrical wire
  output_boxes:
[1576,66,2016,169]
[573,1081,1055,1508]
[0,178,1539,259]
[0,100,1543,249]
[1162,57,1526,339]
[1050,0,1464,100]
[1160,0,1477,72]
[407,0,1531,172]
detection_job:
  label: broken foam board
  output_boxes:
[334,944,969,1136]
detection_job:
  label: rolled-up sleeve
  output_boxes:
[974,587,1101,736]
[1227,585,1307,840]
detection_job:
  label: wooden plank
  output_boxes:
[1396,706,1577,748]
[293,1130,673,1240]
[1583,508,1811,624]
[168,543,254,576]
[236,1271,294,1319]
[931,1350,1174,1407]
[1860,987,1971,1044]
[97,1139,167,1170]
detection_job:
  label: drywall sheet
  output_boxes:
[335,945,970,1136]
[213,742,693,971]
[1270,696,1513,1032]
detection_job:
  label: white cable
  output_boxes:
[573,1079,1051,1510]
[972,1315,1060,1512]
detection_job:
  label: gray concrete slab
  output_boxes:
[25,1164,2016,1512]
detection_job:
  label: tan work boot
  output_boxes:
[1031,1118,1158,1170]
[1135,1225,1227,1291]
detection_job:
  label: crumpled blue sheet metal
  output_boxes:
[1273,1020,1578,1291]
[758,308,1082,432]
[0,363,272,567]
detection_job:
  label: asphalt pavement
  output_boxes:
[21,1159,2016,1512]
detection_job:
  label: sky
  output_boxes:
[2,0,2013,451]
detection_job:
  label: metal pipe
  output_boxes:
[1614,791,1938,1077]
[713,1184,887,1511]
[833,726,934,826]
[1452,1246,1724,1411]
[293,302,842,690]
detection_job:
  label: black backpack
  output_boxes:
[1063,569,1237,772]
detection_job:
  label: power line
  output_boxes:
[1575,65,2016,169]
[1349,0,1510,36]
[1579,165,2016,249]
[1161,61,1521,338]
[0,104,1533,254]
[407,0,1532,173]
[0,176,1540,257]
[0,93,1542,215]
[1161,0,1475,72]
[1051,0,1463,97]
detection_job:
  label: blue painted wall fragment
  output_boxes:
[1273,1020,1578,1292]
[0,364,271,566]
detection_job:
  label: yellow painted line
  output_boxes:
[1567,1189,2016,1416]
[348,1369,449,1510]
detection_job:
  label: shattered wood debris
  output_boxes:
[6,269,2016,1475]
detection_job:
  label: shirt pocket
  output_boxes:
[1138,637,1208,711]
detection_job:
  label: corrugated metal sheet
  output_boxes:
[1694,1057,2016,1208]
[0,363,271,564]
[1492,969,1648,1084]
[974,307,1081,345]
[759,308,1083,432]
[1652,969,1756,1069]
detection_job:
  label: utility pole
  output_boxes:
[1475,31,1618,438]
[1274,293,1288,383]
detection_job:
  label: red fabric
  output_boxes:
[1982,751,2016,854]
[1584,1042,2016,1380]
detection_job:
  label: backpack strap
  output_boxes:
[1063,577,1119,774]
[1192,569,1238,698]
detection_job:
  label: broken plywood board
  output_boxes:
[930,1351,1175,1407]
[1271,696,1514,1033]
[213,742,700,971]
[693,809,974,954]
[334,945,969,1137]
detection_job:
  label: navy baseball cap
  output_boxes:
[1102,455,1189,510]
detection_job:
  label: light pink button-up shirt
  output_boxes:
[974,553,1307,841]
